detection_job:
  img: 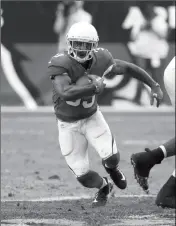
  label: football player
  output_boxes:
[131,57,175,208]
[48,22,163,207]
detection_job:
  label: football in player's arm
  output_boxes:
[52,72,105,101]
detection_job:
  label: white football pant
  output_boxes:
[57,109,118,177]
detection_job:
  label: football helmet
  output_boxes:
[66,22,99,63]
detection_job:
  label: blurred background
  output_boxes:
[1,0,175,110]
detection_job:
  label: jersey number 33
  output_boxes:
[66,95,95,108]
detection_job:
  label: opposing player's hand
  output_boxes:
[150,84,163,107]
[88,74,106,94]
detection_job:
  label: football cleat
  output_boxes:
[131,149,155,193]
[92,177,113,208]
[104,165,127,190]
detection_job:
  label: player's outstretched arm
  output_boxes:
[111,59,163,107]
[52,73,97,101]
[112,59,157,87]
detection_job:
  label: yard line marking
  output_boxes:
[1,194,156,202]
[108,214,175,226]
[1,219,84,226]
[2,215,175,226]
[2,215,174,226]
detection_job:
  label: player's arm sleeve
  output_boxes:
[52,72,97,101]
[106,58,159,88]
[102,49,116,77]
[48,65,66,80]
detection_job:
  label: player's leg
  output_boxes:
[164,57,175,107]
[58,119,89,177]
[85,110,127,190]
[58,119,112,206]
[155,170,176,208]
[154,57,176,207]
[131,137,175,193]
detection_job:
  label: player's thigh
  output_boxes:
[172,169,175,177]
[164,67,175,106]
[85,110,118,159]
[57,120,89,176]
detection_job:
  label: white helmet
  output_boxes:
[66,22,99,63]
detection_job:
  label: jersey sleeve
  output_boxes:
[48,54,68,80]
[99,48,116,76]
[104,49,115,69]
[48,65,67,80]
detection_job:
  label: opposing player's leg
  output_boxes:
[131,57,175,194]
[131,137,175,193]
[155,170,176,208]
[85,110,127,191]
[164,56,175,107]
[57,119,112,207]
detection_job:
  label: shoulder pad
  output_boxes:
[94,48,112,61]
[93,48,115,75]
[48,53,71,70]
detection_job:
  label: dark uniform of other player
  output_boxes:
[131,57,175,208]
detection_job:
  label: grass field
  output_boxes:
[1,108,175,226]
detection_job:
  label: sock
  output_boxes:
[159,145,167,158]
[160,138,175,157]
[150,138,175,164]
[99,177,108,189]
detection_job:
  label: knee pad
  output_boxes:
[102,153,120,169]
[77,171,102,188]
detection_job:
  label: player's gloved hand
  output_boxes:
[88,74,106,94]
[150,83,163,107]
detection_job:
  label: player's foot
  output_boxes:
[131,148,155,193]
[92,177,113,208]
[104,165,127,189]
